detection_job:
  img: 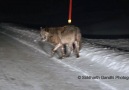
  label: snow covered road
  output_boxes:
[0,23,129,90]
[0,32,105,90]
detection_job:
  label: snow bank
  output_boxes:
[82,41,129,73]
[0,23,129,74]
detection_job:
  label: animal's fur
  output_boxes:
[40,25,82,58]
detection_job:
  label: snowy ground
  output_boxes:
[0,23,129,90]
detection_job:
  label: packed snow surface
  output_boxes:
[0,23,129,90]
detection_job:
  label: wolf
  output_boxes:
[40,25,81,58]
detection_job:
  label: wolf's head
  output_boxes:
[40,27,50,42]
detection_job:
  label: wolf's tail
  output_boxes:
[75,27,82,50]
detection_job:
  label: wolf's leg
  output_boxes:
[51,43,62,57]
[61,45,65,58]
[74,41,80,58]
[65,43,73,57]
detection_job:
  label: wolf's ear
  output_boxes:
[40,27,46,32]
[40,27,43,30]
[44,28,49,32]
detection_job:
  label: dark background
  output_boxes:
[0,0,129,37]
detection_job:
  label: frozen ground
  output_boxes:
[0,23,129,90]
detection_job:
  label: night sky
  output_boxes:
[0,0,129,29]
